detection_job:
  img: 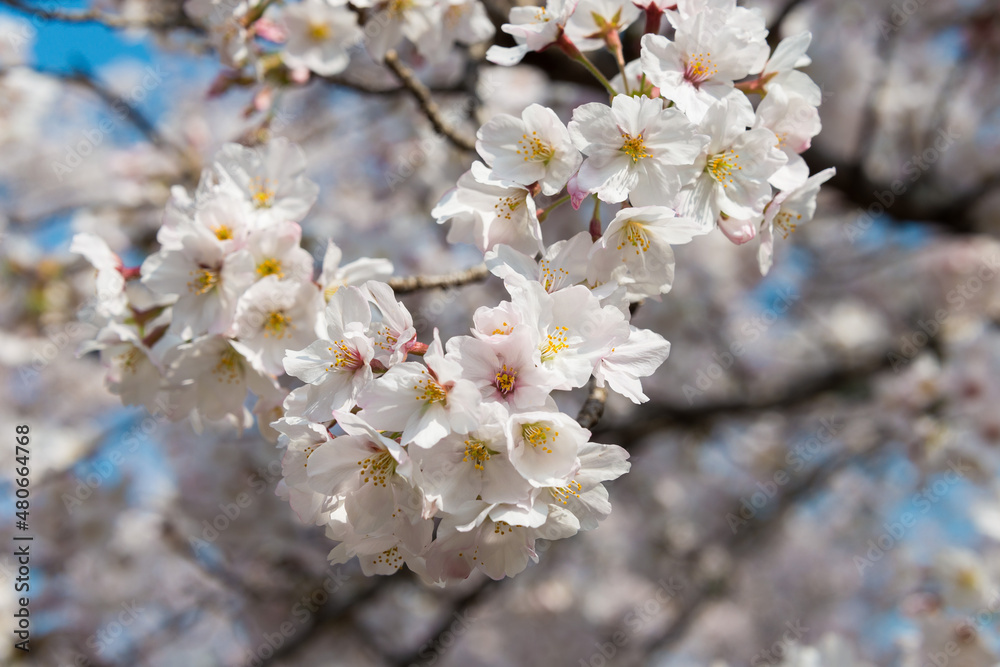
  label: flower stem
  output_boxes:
[575,53,618,97]
[589,196,603,240]
[538,193,571,222]
[606,31,630,95]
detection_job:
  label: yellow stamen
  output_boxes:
[263,311,292,338]
[358,450,396,487]
[620,131,651,163]
[495,364,518,395]
[414,371,448,403]
[213,348,241,384]
[257,257,284,279]
[706,148,741,188]
[515,131,555,163]
[540,326,570,360]
[307,20,331,41]
[462,438,494,470]
[187,267,219,295]
[521,422,556,453]
[617,220,651,255]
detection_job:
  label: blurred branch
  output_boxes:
[386,576,504,667]
[318,74,466,96]
[256,576,391,666]
[854,16,898,170]
[577,378,608,430]
[64,68,177,153]
[628,443,884,663]
[0,0,200,31]
[388,264,490,294]
[598,350,893,440]
[766,0,810,46]
[2,65,191,165]
[382,50,477,153]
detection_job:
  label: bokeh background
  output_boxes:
[2,0,1000,665]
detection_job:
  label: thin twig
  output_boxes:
[387,264,490,294]
[382,50,477,152]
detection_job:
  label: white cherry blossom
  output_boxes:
[568,94,708,206]
[476,103,581,196]
[431,161,542,256]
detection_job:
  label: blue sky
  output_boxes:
[0,0,152,71]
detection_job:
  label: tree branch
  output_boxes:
[576,378,608,430]
[382,50,477,153]
[387,264,490,294]
[597,350,894,440]
[0,0,200,31]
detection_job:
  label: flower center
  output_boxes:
[495,364,518,395]
[463,438,495,470]
[521,422,556,453]
[414,372,448,403]
[251,178,276,209]
[540,326,570,361]
[550,480,583,504]
[263,311,292,338]
[358,450,396,487]
[493,194,523,222]
[188,267,219,295]
[772,210,802,238]
[387,0,413,17]
[371,546,403,568]
[706,149,740,188]
[118,348,141,372]
[956,567,980,590]
[326,340,363,371]
[307,20,331,41]
[213,348,241,383]
[620,132,651,163]
[539,259,568,292]
[491,321,513,336]
[493,520,514,535]
[444,3,466,28]
[617,220,651,254]
[684,52,717,86]
[257,257,284,279]
[516,131,555,163]
[213,224,233,241]
[374,324,400,353]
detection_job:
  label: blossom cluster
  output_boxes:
[70,136,643,584]
[453,0,836,278]
[72,0,832,584]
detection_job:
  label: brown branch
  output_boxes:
[576,378,608,430]
[382,50,477,153]
[0,0,200,30]
[766,0,811,47]
[387,264,490,294]
[597,349,894,440]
